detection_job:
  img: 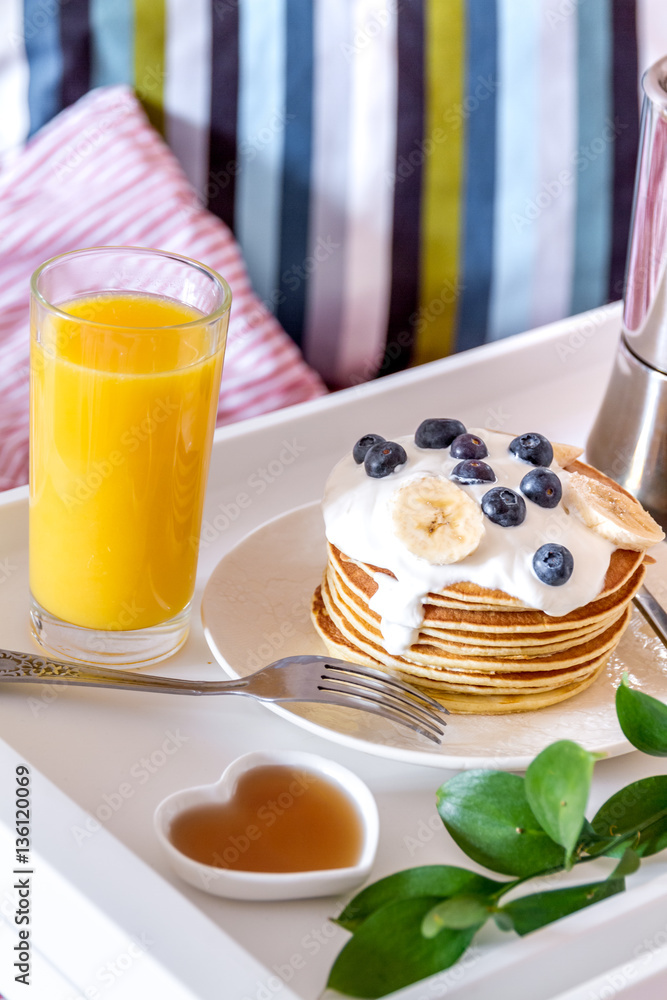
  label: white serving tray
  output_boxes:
[1,302,667,1000]
[0,738,292,1000]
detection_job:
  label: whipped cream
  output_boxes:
[322,429,616,656]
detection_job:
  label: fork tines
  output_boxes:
[319,661,448,744]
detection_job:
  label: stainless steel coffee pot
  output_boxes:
[587,55,667,530]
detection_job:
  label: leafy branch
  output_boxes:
[326,676,667,998]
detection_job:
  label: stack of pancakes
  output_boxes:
[312,461,651,714]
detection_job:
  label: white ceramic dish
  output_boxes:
[201,501,667,772]
[153,749,379,901]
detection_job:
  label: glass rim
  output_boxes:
[30,245,233,331]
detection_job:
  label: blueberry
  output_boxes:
[533,544,574,586]
[415,418,466,449]
[364,441,408,478]
[509,432,553,467]
[481,487,526,527]
[450,433,488,460]
[520,468,562,508]
[451,460,496,485]
[353,433,385,464]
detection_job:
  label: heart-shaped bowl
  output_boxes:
[154,749,379,901]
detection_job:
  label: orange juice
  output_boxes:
[30,293,225,631]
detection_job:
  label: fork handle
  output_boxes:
[0,648,249,696]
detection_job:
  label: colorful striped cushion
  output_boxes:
[2,1,665,386]
[0,86,325,491]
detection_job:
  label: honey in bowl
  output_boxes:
[168,765,364,873]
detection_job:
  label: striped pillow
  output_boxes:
[0,86,325,491]
[2,1,665,386]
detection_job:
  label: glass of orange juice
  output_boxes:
[29,246,231,666]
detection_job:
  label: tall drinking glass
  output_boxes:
[29,247,231,666]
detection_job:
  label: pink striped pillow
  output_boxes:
[0,86,326,491]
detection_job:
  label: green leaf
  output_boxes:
[436,770,565,877]
[335,865,504,932]
[611,847,641,878]
[422,895,490,936]
[524,740,599,866]
[590,776,667,858]
[498,878,625,936]
[579,817,606,845]
[616,677,667,756]
[327,897,476,999]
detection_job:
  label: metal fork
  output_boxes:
[633,584,667,648]
[0,649,448,744]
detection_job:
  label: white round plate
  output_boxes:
[201,502,667,771]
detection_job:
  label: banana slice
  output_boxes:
[562,472,664,550]
[391,476,484,564]
[552,442,584,468]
